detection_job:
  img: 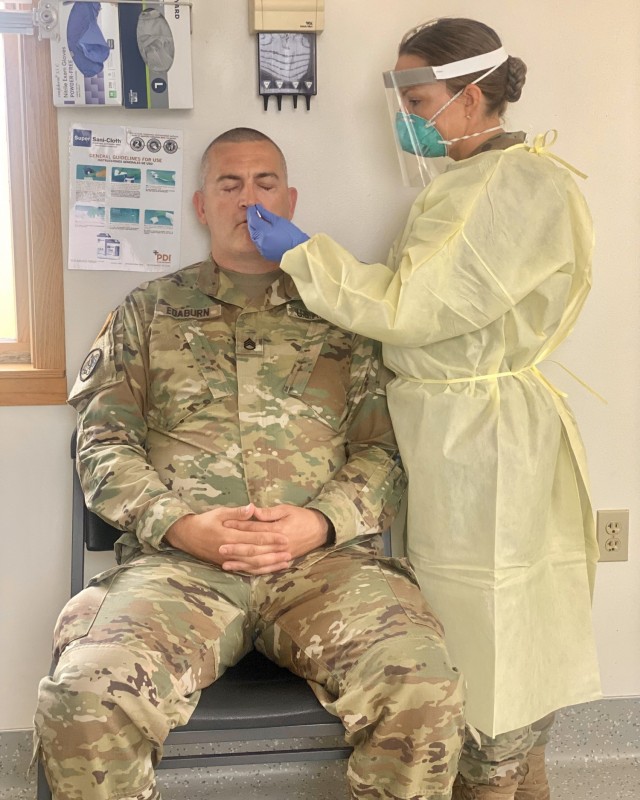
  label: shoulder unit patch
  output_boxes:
[79,348,103,381]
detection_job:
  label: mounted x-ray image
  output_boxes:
[257,32,316,110]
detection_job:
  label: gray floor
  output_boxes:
[1,698,638,799]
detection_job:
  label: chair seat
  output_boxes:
[179,649,339,731]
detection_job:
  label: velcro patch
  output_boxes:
[79,348,103,381]
[287,305,323,321]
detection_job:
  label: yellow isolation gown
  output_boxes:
[281,136,602,736]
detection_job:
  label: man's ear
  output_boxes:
[192,190,207,225]
[287,187,298,220]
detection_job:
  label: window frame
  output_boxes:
[0,32,66,405]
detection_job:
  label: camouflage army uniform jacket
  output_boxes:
[69,257,406,566]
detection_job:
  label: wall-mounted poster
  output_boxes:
[68,123,183,271]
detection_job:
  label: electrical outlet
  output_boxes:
[597,509,629,562]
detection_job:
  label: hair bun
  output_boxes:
[505,56,527,103]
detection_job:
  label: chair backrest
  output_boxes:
[70,431,120,596]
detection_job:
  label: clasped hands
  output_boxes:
[164,503,330,575]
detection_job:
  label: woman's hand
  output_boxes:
[247,204,309,261]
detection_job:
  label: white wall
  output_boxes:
[1,0,639,729]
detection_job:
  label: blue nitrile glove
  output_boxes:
[67,2,110,78]
[247,204,309,262]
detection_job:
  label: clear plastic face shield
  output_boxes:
[383,47,508,187]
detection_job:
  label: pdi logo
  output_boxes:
[153,250,172,263]
[73,128,92,147]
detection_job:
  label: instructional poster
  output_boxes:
[68,123,183,271]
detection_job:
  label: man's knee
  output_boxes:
[339,633,465,761]
[36,641,182,750]
[353,632,464,721]
[35,643,166,800]
[317,555,466,759]
[50,585,109,661]
[342,636,464,799]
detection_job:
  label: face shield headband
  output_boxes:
[382,47,509,89]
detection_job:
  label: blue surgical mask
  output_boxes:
[395,112,448,158]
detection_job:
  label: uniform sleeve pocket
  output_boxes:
[68,312,123,409]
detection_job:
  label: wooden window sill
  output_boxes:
[0,364,67,406]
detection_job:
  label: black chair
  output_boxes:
[37,432,352,799]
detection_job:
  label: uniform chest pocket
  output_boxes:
[283,322,351,432]
[148,309,234,431]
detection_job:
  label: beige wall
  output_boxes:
[1,0,638,729]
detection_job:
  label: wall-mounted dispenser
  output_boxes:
[249,0,324,110]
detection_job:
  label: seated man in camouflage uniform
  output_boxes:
[34,128,464,800]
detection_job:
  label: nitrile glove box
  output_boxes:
[50,2,122,107]
[119,3,193,109]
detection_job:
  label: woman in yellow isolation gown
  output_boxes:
[249,17,601,800]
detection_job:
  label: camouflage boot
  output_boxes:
[515,745,551,800]
[452,773,518,799]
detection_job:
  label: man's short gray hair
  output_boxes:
[198,128,288,189]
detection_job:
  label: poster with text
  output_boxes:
[68,124,183,271]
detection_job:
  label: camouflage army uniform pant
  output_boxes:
[35,546,465,800]
[457,713,556,788]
